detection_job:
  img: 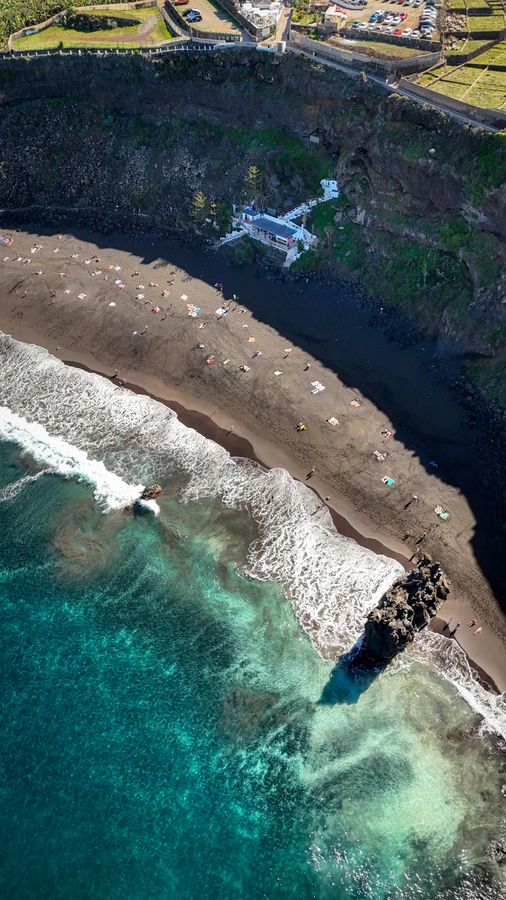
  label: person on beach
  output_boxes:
[450,623,461,637]
[306,467,315,480]
[304,363,311,372]
[404,495,419,509]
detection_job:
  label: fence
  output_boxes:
[398,78,506,128]
[0,39,224,60]
[289,32,442,75]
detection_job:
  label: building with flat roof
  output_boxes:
[250,215,298,249]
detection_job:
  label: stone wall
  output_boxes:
[400,78,506,128]
[290,32,442,75]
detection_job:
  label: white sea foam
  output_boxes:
[0,470,46,503]
[0,332,504,736]
[0,406,153,513]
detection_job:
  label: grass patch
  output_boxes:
[308,199,340,234]
[13,6,172,50]
[339,38,430,59]
[0,0,113,48]
[418,60,506,109]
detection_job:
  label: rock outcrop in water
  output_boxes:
[356,555,450,665]
[140,484,163,501]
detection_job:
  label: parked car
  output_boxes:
[174,0,189,5]
[187,12,202,21]
[392,27,402,33]
[182,7,198,15]
[383,25,394,32]
[410,29,421,36]
[414,0,422,5]
[399,11,408,19]
[352,20,361,27]
[403,27,413,34]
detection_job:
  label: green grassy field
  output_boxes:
[0,0,116,48]
[13,6,172,50]
[337,39,429,59]
[448,0,491,8]
[419,61,506,108]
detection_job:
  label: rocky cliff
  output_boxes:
[0,50,504,413]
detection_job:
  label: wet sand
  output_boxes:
[0,224,504,691]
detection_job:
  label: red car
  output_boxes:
[392,27,402,33]
[400,11,408,18]
[174,0,189,5]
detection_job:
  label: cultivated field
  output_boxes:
[419,56,506,109]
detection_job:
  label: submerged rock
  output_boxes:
[140,484,163,501]
[356,554,450,664]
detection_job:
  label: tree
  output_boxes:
[245,164,265,208]
[191,190,207,223]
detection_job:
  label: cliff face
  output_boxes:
[0,50,504,412]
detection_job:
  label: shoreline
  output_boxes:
[0,224,504,693]
[1,327,500,694]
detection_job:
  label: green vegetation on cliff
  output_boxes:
[0,49,504,412]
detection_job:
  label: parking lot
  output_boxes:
[329,0,440,43]
[172,0,242,36]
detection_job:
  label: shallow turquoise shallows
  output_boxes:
[0,335,504,899]
[0,444,504,900]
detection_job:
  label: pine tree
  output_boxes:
[191,190,207,222]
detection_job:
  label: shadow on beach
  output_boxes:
[5,221,506,617]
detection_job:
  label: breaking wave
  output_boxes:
[0,407,153,514]
[0,470,46,503]
[0,332,504,737]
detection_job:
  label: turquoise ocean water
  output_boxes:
[0,334,505,899]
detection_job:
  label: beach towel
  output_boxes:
[311,381,325,395]
[381,476,395,486]
[373,450,387,462]
[0,236,13,247]
[327,417,339,426]
[350,399,361,408]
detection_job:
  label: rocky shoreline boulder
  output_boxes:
[355,555,450,665]
[140,484,163,501]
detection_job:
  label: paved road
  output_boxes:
[287,45,501,133]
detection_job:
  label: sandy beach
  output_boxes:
[1,224,505,691]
